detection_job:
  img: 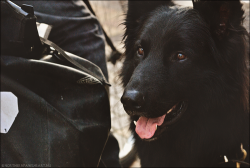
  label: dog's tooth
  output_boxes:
[134,120,137,126]
[167,104,177,114]
[224,155,228,163]
[156,125,157,131]
[179,103,183,110]
[167,108,172,114]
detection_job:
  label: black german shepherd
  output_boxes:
[120,1,249,167]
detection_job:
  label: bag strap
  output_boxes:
[40,37,110,86]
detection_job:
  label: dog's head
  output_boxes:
[120,1,247,140]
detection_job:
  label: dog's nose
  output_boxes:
[121,90,144,111]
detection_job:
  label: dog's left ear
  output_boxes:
[192,0,245,39]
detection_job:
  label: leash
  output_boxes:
[83,0,123,65]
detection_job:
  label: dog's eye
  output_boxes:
[177,53,186,60]
[137,47,144,56]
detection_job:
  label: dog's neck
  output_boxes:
[136,134,248,167]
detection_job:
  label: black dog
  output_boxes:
[120,1,249,167]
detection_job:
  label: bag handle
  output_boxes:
[40,37,110,86]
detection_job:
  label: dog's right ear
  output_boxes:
[126,1,174,23]
[124,1,174,38]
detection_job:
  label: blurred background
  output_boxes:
[89,1,249,167]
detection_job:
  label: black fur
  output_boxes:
[120,1,249,167]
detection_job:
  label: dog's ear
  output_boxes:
[192,0,245,39]
[124,1,174,36]
[126,1,174,23]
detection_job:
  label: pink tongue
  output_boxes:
[135,114,166,139]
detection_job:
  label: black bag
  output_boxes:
[1,0,117,167]
[1,0,42,57]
